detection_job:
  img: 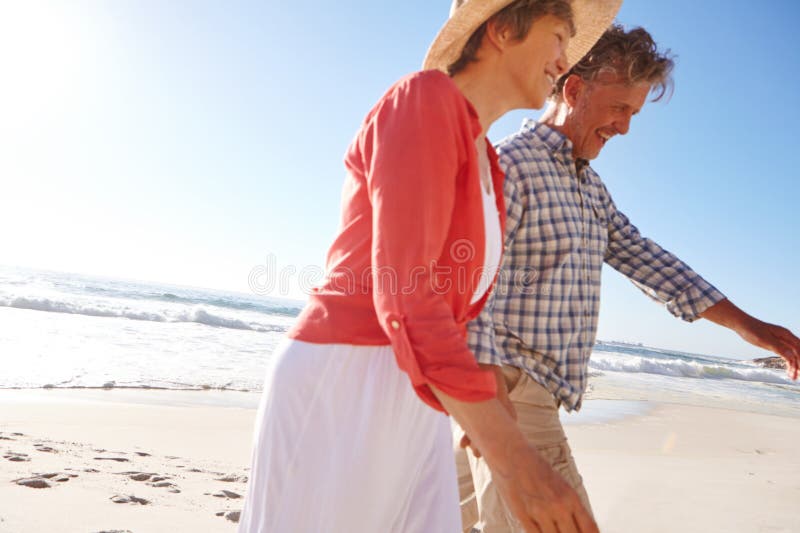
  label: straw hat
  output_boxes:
[423,0,623,72]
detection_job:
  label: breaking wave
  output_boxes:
[0,295,288,333]
[589,352,792,386]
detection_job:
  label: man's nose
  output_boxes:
[615,114,632,135]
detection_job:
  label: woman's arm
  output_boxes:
[360,72,497,409]
[433,387,599,533]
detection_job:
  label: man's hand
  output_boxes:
[460,364,517,457]
[737,320,799,380]
[700,299,799,380]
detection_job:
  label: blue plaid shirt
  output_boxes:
[468,120,726,411]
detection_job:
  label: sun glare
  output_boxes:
[0,3,89,137]
[0,3,100,272]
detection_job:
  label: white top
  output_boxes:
[470,163,503,305]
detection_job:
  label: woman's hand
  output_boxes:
[433,387,598,533]
[490,435,598,533]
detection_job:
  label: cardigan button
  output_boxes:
[390,320,401,331]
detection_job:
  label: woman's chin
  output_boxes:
[528,93,547,110]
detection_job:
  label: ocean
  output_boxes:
[2,266,798,418]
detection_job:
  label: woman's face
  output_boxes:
[501,14,571,109]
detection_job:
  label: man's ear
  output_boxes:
[562,74,585,108]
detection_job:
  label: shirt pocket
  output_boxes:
[587,195,609,254]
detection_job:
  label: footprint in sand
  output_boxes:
[215,474,248,483]
[94,457,130,463]
[215,510,241,523]
[3,452,30,462]
[210,489,242,500]
[13,472,78,489]
[122,472,181,493]
[13,477,52,489]
[122,472,159,482]
[110,494,150,505]
[33,444,58,453]
[150,481,181,493]
[38,472,78,483]
[126,472,156,482]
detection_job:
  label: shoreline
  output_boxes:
[0,388,263,410]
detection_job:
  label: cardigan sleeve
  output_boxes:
[355,72,496,412]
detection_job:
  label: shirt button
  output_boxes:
[390,320,400,331]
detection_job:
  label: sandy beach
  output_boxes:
[566,403,799,533]
[0,390,254,533]
[1,389,798,533]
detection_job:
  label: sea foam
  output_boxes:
[589,351,791,385]
[0,295,287,333]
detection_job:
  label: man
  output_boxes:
[458,24,800,532]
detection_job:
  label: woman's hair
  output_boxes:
[448,0,574,76]
[553,24,675,101]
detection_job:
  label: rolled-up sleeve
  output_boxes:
[601,184,726,322]
[356,74,496,412]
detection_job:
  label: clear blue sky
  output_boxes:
[1,0,798,358]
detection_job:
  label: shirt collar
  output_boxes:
[521,118,572,155]
[521,118,591,178]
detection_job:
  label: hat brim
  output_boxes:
[423,0,623,73]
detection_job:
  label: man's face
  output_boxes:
[562,73,651,160]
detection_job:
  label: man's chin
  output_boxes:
[585,144,604,161]
[574,149,601,162]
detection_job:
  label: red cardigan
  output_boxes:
[288,70,506,412]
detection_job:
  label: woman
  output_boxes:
[239,1,620,531]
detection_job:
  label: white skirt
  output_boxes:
[238,338,460,533]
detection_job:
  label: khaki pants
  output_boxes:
[454,365,592,533]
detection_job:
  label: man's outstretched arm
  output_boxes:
[599,184,799,380]
[699,299,800,380]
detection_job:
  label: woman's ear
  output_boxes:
[483,19,510,52]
